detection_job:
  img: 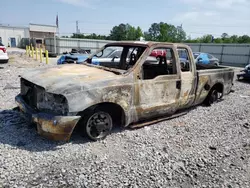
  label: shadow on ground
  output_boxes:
[0,109,124,152]
[0,97,219,152]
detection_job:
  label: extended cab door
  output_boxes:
[176,45,197,109]
[134,45,182,121]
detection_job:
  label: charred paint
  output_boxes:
[33,113,81,141]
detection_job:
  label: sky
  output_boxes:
[1,0,250,39]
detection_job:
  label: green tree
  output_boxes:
[71,33,85,39]
[230,35,238,43]
[199,35,213,43]
[146,22,186,42]
[214,38,223,43]
[148,23,160,41]
[126,25,137,40]
[176,26,186,42]
[135,26,143,39]
[109,23,127,41]
[237,35,250,43]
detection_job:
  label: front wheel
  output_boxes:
[214,62,219,66]
[82,110,113,141]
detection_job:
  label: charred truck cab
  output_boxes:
[15,41,234,141]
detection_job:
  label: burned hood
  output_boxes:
[21,64,121,95]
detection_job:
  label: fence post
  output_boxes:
[45,50,49,64]
[199,43,202,52]
[220,45,224,65]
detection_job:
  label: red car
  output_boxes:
[150,49,167,60]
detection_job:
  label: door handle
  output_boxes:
[176,80,181,89]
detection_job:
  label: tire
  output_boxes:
[204,88,219,106]
[0,59,8,64]
[80,108,113,141]
[214,61,219,66]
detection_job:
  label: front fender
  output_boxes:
[65,86,134,125]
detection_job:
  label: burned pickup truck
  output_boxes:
[15,41,234,141]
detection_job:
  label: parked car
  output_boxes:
[57,47,121,65]
[193,52,220,66]
[57,48,92,64]
[0,42,9,63]
[150,49,167,60]
[237,64,250,80]
[15,41,234,142]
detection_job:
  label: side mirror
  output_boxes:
[198,57,202,63]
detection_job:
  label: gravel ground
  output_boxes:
[0,53,250,188]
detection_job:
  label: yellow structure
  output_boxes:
[36,48,38,60]
[26,46,28,55]
[31,47,34,58]
[28,46,31,57]
[45,50,49,64]
[40,48,43,63]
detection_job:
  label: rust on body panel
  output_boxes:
[33,113,81,141]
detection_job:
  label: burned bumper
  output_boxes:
[15,94,81,141]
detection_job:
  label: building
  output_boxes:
[29,23,57,47]
[0,25,29,47]
[0,23,57,48]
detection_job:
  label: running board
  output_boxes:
[129,111,188,129]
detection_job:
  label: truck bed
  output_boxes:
[194,64,234,105]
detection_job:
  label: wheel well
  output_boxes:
[77,102,126,127]
[211,83,223,93]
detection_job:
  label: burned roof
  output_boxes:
[105,41,187,48]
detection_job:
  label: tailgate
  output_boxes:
[194,67,234,104]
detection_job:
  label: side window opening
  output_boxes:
[207,54,213,59]
[177,48,191,72]
[141,47,177,80]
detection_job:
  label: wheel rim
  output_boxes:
[86,112,112,140]
[209,90,218,104]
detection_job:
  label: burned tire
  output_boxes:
[204,88,219,106]
[80,109,113,141]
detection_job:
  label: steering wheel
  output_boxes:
[95,50,103,58]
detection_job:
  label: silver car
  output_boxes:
[193,52,220,66]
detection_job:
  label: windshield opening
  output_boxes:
[85,45,147,71]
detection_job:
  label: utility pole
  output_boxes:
[76,21,79,34]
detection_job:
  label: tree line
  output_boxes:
[61,22,250,44]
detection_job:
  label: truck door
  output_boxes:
[134,46,181,121]
[177,47,197,109]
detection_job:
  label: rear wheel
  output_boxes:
[204,89,219,106]
[81,109,113,141]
